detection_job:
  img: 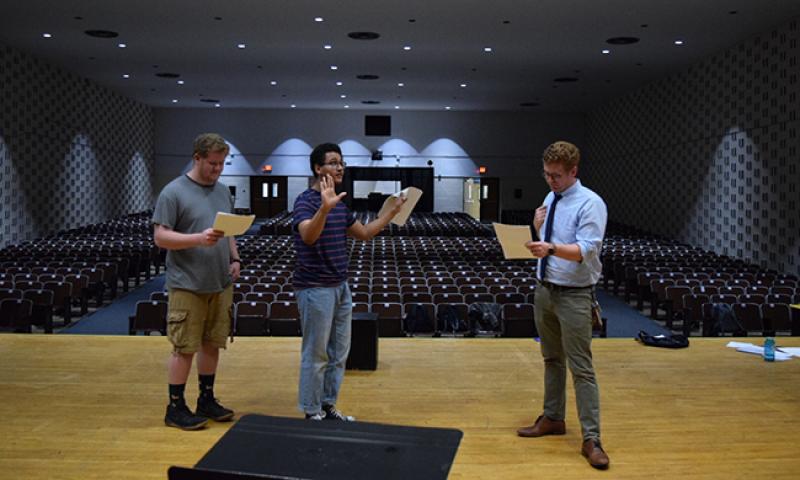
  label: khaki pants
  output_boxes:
[534,284,601,441]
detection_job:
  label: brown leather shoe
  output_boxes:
[516,415,566,437]
[582,438,610,470]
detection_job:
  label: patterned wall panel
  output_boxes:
[586,20,800,276]
[0,44,154,248]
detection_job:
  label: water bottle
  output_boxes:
[763,337,775,362]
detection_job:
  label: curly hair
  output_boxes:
[542,141,580,169]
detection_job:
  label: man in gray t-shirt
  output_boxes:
[152,133,241,430]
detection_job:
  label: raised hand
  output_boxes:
[320,174,347,211]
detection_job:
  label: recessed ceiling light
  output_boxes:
[445,106,452,110]
[483,47,492,52]
[122,74,130,78]
[330,65,338,70]
[291,104,296,108]
[674,40,684,45]
[177,80,185,85]
[340,94,347,98]
[118,43,127,48]
[398,83,404,87]
[237,43,246,49]
[324,44,332,50]
[394,106,400,109]
[335,81,343,86]
[171,99,178,103]
[602,49,610,54]
[460,83,467,88]
[215,103,221,108]
[403,45,411,51]
[270,80,277,86]
[314,17,324,22]
[344,105,350,109]
[42,33,52,38]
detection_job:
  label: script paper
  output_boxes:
[378,187,423,226]
[725,341,793,361]
[493,223,536,259]
[212,212,255,236]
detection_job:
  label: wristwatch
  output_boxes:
[547,244,556,256]
[230,258,241,264]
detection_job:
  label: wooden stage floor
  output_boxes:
[1,335,799,479]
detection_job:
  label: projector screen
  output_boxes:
[353,180,401,199]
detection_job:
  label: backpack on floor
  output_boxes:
[437,304,467,333]
[404,304,433,334]
[637,330,690,349]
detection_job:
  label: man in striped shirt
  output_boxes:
[293,143,405,421]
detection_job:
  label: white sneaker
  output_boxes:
[305,411,326,420]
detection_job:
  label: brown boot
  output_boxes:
[516,415,566,437]
[581,438,610,470]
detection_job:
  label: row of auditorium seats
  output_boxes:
[602,223,799,337]
[0,211,161,332]
[130,294,540,339]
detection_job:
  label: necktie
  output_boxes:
[538,193,562,280]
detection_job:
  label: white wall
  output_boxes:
[154,108,584,213]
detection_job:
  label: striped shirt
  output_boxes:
[292,189,356,290]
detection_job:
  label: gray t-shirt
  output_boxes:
[152,175,234,293]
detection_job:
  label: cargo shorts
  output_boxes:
[166,285,233,354]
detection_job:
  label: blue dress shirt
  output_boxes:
[536,179,607,287]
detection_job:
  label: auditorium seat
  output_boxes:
[501,303,536,337]
[268,301,300,336]
[23,289,54,333]
[681,293,708,336]
[0,298,34,333]
[760,303,793,336]
[234,301,269,336]
[128,300,167,336]
[732,303,763,336]
[371,302,404,337]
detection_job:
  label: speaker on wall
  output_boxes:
[365,115,391,136]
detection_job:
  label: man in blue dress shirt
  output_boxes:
[516,141,610,470]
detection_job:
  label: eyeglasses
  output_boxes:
[541,170,564,181]
[323,161,346,169]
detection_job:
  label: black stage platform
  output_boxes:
[169,414,463,480]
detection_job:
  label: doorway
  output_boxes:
[479,177,500,222]
[250,176,288,218]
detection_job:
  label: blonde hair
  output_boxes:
[193,133,229,158]
[542,141,580,169]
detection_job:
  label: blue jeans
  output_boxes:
[296,283,352,414]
